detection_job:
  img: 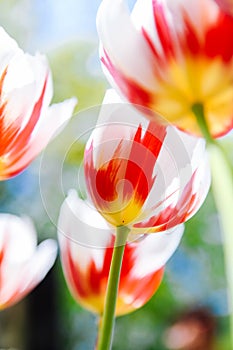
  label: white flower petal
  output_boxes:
[58,189,111,248]
[132,224,184,278]
[6,97,77,175]
[2,52,52,128]
[58,190,113,273]
[0,27,77,180]
[0,239,57,308]
[0,27,20,75]
[138,127,210,222]
[23,53,54,123]
[0,214,37,264]
[28,96,77,150]
[87,89,161,169]
[19,239,57,291]
[97,0,155,89]
[0,215,57,309]
[131,0,165,56]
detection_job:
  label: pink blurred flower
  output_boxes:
[84,90,210,232]
[97,0,233,137]
[0,213,57,309]
[58,190,184,316]
[0,27,76,180]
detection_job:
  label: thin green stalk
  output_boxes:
[96,225,129,350]
[192,103,233,342]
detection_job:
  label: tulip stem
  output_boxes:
[96,225,130,350]
[192,103,233,343]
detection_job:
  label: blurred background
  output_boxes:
[0,0,232,349]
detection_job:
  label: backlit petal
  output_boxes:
[0,214,57,309]
[97,0,233,137]
[0,27,76,180]
[58,192,184,316]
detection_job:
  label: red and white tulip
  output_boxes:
[58,190,184,316]
[97,0,233,137]
[84,90,210,232]
[0,214,57,309]
[0,27,76,180]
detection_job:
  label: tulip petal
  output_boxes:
[2,97,77,178]
[0,214,37,263]
[0,214,57,309]
[133,127,211,231]
[58,189,111,248]
[97,0,155,89]
[0,27,20,73]
[0,239,57,309]
[132,224,184,278]
[86,89,160,169]
[0,27,77,180]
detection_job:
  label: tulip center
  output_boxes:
[153,56,233,136]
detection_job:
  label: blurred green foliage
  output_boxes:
[48,41,107,112]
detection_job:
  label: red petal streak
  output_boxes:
[134,171,198,231]
[147,2,233,62]
[183,15,201,56]
[0,235,7,291]
[0,232,24,309]
[85,122,167,212]
[124,122,166,204]
[6,75,48,156]
[204,12,233,62]
[85,141,126,209]
[101,51,153,108]
[0,67,22,157]
[142,27,161,60]
[61,235,164,315]
[152,0,176,59]
[0,75,49,178]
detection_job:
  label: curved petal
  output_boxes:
[0,27,20,74]
[58,189,111,250]
[1,53,52,135]
[131,224,184,278]
[0,28,77,180]
[97,0,155,89]
[0,214,37,263]
[86,89,160,169]
[134,127,211,229]
[4,97,77,178]
[0,239,57,309]
[0,214,57,309]
[14,239,57,296]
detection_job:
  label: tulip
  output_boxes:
[0,27,76,180]
[0,213,57,309]
[84,90,210,231]
[97,0,233,137]
[58,190,184,316]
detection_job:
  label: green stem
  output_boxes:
[192,103,214,145]
[192,103,233,342]
[96,225,129,350]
